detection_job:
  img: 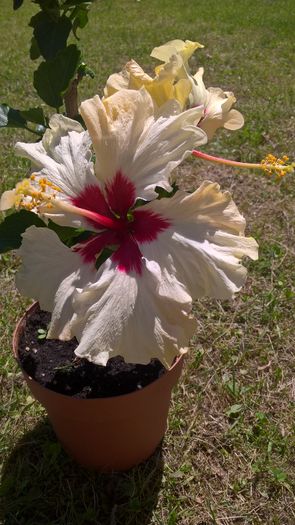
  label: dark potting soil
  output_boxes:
[18,307,166,399]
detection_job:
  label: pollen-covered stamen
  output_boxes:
[33,175,62,193]
[13,176,60,211]
[192,149,294,178]
[260,154,293,178]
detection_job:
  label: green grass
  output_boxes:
[1,1,295,524]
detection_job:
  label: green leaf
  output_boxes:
[95,246,117,270]
[0,210,45,253]
[0,104,27,129]
[62,0,93,7]
[30,12,72,60]
[33,45,81,109]
[155,182,179,199]
[72,6,89,37]
[78,62,95,79]
[226,404,244,418]
[47,220,92,246]
[20,107,47,126]
[269,467,287,483]
[37,328,47,340]
[13,0,24,9]
[32,0,60,20]
[30,36,41,60]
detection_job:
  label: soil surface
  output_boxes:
[18,306,166,399]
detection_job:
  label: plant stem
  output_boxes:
[64,77,79,119]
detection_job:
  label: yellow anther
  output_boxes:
[260,153,293,179]
[11,176,58,211]
[37,177,61,192]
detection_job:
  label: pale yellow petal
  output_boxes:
[151,39,203,63]
[103,71,129,97]
[0,189,16,211]
[223,109,245,130]
[174,78,192,110]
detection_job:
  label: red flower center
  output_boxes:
[72,171,170,274]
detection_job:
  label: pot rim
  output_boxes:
[13,301,185,403]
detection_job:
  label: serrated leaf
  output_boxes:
[0,104,27,129]
[30,12,72,60]
[0,210,45,253]
[20,107,46,126]
[33,45,81,109]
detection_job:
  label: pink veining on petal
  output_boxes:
[132,209,170,243]
[112,236,143,275]
[74,231,119,263]
[72,184,113,228]
[106,171,136,217]
[70,176,171,276]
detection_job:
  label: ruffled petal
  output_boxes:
[15,226,94,339]
[80,89,207,200]
[223,108,245,131]
[71,259,195,367]
[127,106,207,199]
[104,70,130,98]
[138,182,258,299]
[14,114,103,228]
[80,89,154,186]
[190,69,244,139]
[151,39,203,65]
[16,115,97,199]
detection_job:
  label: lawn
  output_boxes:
[0,1,295,524]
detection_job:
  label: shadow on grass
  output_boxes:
[1,419,164,525]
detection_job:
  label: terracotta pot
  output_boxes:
[13,303,184,471]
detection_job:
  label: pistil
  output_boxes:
[192,150,294,178]
[48,199,126,231]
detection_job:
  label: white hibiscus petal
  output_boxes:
[16,226,94,339]
[139,182,258,299]
[80,89,154,185]
[71,259,195,368]
[81,89,207,200]
[15,115,97,199]
[127,107,207,199]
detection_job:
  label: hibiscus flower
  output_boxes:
[7,88,257,368]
